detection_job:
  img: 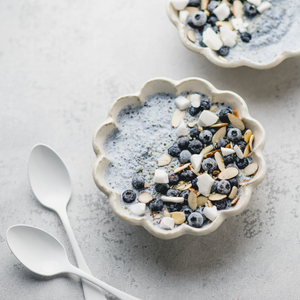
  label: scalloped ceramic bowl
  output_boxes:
[92,78,266,239]
[166,0,300,69]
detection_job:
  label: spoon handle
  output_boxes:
[59,209,107,300]
[68,264,142,300]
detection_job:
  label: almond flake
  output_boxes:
[153,213,161,219]
[216,21,233,30]
[208,193,227,201]
[233,108,238,116]
[174,163,190,173]
[232,0,244,18]
[244,162,258,176]
[163,208,170,217]
[218,166,239,180]
[210,105,218,112]
[234,144,244,159]
[212,126,226,144]
[187,120,198,128]
[249,134,255,151]
[243,143,250,158]
[200,144,214,156]
[228,186,238,199]
[138,192,153,204]
[201,0,208,10]
[227,113,245,130]
[188,189,198,210]
[171,109,185,128]
[185,6,199,16]
[187,30,196,43]
[210,122,228,128]
[205,200,213,208]
[197,196,208,207]
[170,212,186,225]
[157,154,172,166]
[144,183,150,188]
[215,152,225,171]
[244,129,252,143]
[204,10,210,16]
[231,196,240,206]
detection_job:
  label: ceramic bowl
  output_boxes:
[92,77,266,239]
[166,0,300,69]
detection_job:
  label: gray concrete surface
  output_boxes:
[1,1,300,299]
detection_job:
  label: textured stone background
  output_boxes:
[1,1,300,299]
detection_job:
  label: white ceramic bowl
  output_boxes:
[92,77,266,239]
[166,0,300,69]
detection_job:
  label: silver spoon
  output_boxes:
[28,144,106,300]
[6,225,141,300]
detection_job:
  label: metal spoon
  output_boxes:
[6,225,141,300]
[28,144,106,300]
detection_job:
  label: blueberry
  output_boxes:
[236,141,247,152]
[187,17,198,29]
[228,177,239,188]
[188,0,200,7]
[227,128,242,143]
[217,180,231,194]
[199,40,207,48]
[179,150,192,164]
[190,127,199,139]
[149,198,164,212]
[218,46,230,57]
[202,158,218,173]
[181,169,197,182]
[132,176,145,190]
[166,189,180,197]
[122,190,136,203]
[180,190,190,205]
[243,3,257,17]
[181,207,193,219]
[208,16,218,26]
[169,173,180,185]
[219,108,232,123]
[210,180,218,193]
[166,202,183,212]
[177,136,190,150]
[200,99,211,111]
[195,207,207,223]
[191,178,199,190]
[217,139,228,149]
[168,145,181,157]
[223,154,234,166]
[212,25,219,33]
[189,105,202,116]
[214,199,228,210]
[240,31,252,43]
[199,130,212,144]
[192,11,207,27]
[207,1,219,14]
[188,212,204,228]
[236,157,249,169]
[206,127,217,135]
[155,183,170,194]
[188,139,203,154]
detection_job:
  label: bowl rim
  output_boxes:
[166,0,300,69]
[92,77,267,239]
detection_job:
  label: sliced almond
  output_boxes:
[218,167,239,180]
[210,122,228,128]
[170,211,186,225]
[212,126,226,144]
[232,0,244,18]
[233,108,238,117]
[197,196,208,207]
[163,208,170,217]
[200,144,214,156]
[153,213,161,219]
[204,10,210,16]
[138,192,153,204]
[144,183,150,188]
[188,189,197,211]
[174,163,191,173]
[185,6,199,16]
[187,120,198,128]
[244,129,252,143]
[205,200,213,208]
[244,143,250,158]
[201,0,208,10]
[210,105,218,112]
[171,109,185,128]
[227,113,245,131]
[214,152,225,171]
[231,196,240,206]
[228,186,238,199]
[208,193,227,201]
[187,30,196,43]
[157,154,172,166]
[234,144,244,159]
[244,162,258,176]
[249,134,255,151]
[216,21,233,30]
[176,182,192,191]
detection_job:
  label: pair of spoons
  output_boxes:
[6,144,140,300]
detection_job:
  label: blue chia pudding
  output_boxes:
[104,92,258,230]
[172,0,300,64]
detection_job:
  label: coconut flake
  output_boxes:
[176,120,189,137]
[154,170,169,184]
[160,217,175,230]
[179,10,189,23]
[129,203,146,216]
[221,147,235,156]
[197,173,215,197]
[198,110,219,127]
[231,18,248,33]
[175,95,190,111]
[203,206,218,221]
[190,94,201,108]
[161,196,185,203]
[203,27,223,51]
[191,154,203,173]
[213,3,230,21]
[234,145,244,159]
[220,26,237,47]
[257,2,271,13]
[248,0,261,6]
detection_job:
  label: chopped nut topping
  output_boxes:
[171,109,185,128]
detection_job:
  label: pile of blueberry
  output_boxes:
[122,97,252,229]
